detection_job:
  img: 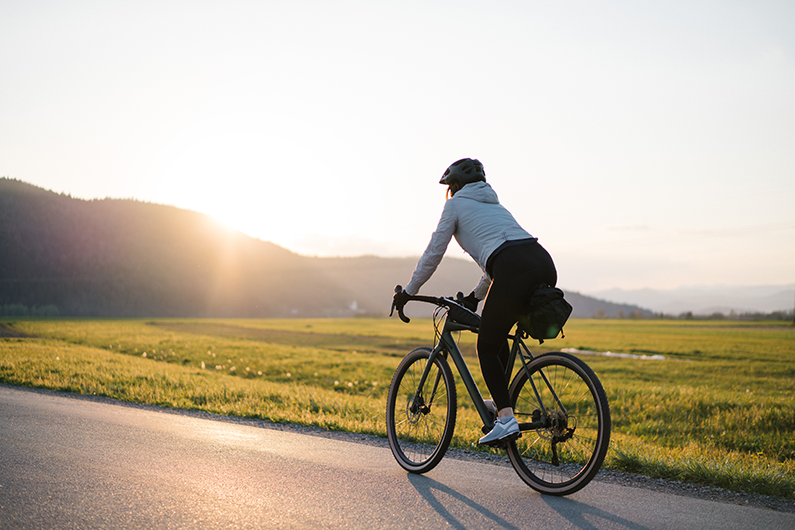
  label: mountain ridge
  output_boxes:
[589,285,795,315]
[1,178,651,319]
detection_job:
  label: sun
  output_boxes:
[203,203,277,245]
[205,206,261,241]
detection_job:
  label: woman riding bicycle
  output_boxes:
[394,158,557,446]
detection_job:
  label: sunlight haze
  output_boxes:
[1,0,793,293]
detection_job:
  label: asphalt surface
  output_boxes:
[1,385,793,529]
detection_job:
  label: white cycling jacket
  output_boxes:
[404,181,533,299]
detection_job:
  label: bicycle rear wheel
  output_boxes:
[507,352,610,495]
[386,347,457,474]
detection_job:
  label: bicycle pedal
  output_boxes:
[496,432,522,448]
[482,432,522,449]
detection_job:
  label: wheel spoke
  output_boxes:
[386,348,457,474]
[507,353,610,495]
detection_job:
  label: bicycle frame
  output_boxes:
[389,291,610,494]
[412,315,568,433]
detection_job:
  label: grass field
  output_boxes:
[1,317,793,499]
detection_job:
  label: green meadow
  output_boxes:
[1,318,793,499]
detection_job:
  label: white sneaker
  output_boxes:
[478,416,520,446]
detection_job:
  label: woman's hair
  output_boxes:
[446,182,461,199]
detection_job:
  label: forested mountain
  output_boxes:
[0,178,651,319]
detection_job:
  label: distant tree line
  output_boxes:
[590,308,649,319]
[0,304,60,317]
[674,309,794,321]
[588,308,794,321]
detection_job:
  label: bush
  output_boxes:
[0,304,29,317]
[31,305,60,317]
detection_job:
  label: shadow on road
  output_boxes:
[406,473,522,530]
[406,471,652,530]
[540,495,650,530]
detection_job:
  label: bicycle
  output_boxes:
[386,287,611,496]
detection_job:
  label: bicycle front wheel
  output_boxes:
[386,347,457,474]
[507,352,610,495]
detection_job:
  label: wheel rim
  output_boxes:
[391,355,451,467]
[510,359,606,489]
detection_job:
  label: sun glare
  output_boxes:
[207,208,251,236]
[203,203,280,246]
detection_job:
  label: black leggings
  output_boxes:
[477,242,557,411]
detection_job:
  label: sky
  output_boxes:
[1,0,793,293]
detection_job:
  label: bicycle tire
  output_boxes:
[506,352,610,495]
[386,347,457,474]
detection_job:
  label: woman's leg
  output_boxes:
[478,281,523,411]
[477,243,557,412]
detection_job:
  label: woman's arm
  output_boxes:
[404,201,457,295]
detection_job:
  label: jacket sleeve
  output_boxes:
[473,273,491,300]
[404,201,457,295]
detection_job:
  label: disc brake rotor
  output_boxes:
[406,395,424,424]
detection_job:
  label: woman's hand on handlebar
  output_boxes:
[460,291,480,312]
[393,286,411,308]
[390,285,412,323]
[390,286,478,326]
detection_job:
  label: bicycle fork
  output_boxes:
[409,345,447,419]
[412,332,498,430]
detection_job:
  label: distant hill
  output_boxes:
[563,291,654,319]
[590,285,795,316]
[0,178,652,319]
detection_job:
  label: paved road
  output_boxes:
[0,386,792,529]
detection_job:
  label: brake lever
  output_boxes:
[391,285,411,323]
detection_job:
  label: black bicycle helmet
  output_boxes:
[440,158,486,187]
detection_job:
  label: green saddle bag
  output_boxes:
[518,285,573,343]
